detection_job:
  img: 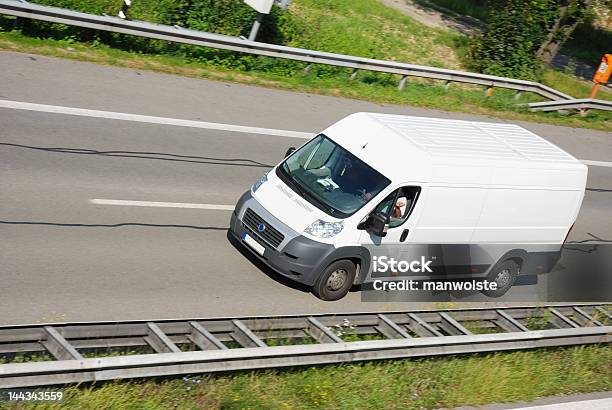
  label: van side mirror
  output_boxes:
[358,212,389,237]
[284,147,296,158]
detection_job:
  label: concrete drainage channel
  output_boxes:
[0,304,610,388]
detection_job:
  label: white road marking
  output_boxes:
[90,198,234,211]
[2,99,611,168]
[581,159,612,168]
[515,397,612,409]
[0,100,312,139]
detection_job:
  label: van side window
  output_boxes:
[373,186,420,228]
[373,191,396,217]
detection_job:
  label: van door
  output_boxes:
[360,186,421,243]
[358,186,424,281]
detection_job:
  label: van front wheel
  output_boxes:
[482,260,519,298]
[312,260,356,301]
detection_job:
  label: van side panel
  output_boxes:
[410,186,486,243]
[472,189,582,243]
[492,167,587,189]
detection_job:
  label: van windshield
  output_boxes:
[276,134,391,218]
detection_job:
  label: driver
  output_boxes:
[393,196,407,218]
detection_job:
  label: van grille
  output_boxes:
[242,208,285,249]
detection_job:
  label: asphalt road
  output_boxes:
[1,52,611,325]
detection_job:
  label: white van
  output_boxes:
[229,113,587,300]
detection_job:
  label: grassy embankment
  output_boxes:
[0,0,610,131]
[4,306,612,409]
[4,345,611,409]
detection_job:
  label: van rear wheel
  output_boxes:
[482,260,519,298]
[312,260,356,301]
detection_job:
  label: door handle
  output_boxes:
[400,229,409,242]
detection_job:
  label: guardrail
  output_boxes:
[527,98,612,115]
[0,0,574,101]
[0,304,610,387]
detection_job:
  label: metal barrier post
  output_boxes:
[118,0,131,20]
[248,12,265,41]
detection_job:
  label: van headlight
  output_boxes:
[304,219,344,238]
[251,172,268,193]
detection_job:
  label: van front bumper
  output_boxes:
[229,191,337,287]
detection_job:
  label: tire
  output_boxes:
[482,260,519,298]
[312,260,356,301]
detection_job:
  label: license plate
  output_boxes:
[243,231,265,255]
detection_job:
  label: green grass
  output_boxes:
[540,69,609,99]
[1,29,611,132]
[523,309,555,331]
[14,0,466,70]
[7,345,611,409]
[288,0,466,69]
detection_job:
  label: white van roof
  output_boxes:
[368,113,576,162]
[323,112,587,189]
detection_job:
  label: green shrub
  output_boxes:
[468,0,558,80]
[470,0,598,80]
[14,0,303,74]
[185,0,256,37]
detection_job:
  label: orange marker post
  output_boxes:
[590,54,612,99]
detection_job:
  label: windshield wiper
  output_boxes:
[303,187,336,215]
[282,165,336,215]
